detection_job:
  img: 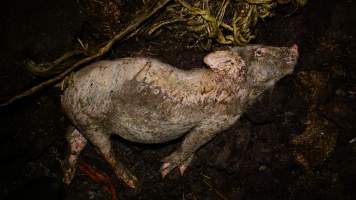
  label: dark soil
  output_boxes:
[1,0,355,199]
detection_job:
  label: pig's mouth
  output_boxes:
[285,57,297,65]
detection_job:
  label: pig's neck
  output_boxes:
[193,69,243,104]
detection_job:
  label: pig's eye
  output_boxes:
[255,49,263,57]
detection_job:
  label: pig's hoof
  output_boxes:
[123,173,139,189]
[62,167,76,185]
[61,159,78,185]
[116,166,139,189]
[160,152,194,178]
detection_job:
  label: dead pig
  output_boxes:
[61,44,299,188]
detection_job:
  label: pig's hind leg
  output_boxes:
[83,126,138,189]
[62,127,88,184]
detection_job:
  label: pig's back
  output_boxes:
[61,58,156,128]
[61,57,199,138]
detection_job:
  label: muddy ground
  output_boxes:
[0,0,355,199]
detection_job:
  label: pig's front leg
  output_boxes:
[160,116,239,177]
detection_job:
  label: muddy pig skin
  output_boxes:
[61,44,299,188]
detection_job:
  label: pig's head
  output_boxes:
[204,44,299,89]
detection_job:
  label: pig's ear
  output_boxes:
[203,50,244,72]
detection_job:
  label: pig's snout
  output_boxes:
[281,44,298,74]
[287,44,299,64]
[290,44,298,57]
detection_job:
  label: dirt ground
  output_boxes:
[0,0,355,199]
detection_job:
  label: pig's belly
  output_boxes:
[108,107,200,144]
[113,120,196,144]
